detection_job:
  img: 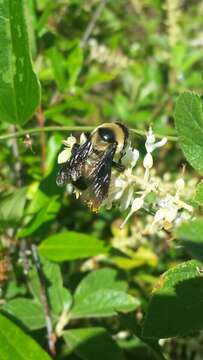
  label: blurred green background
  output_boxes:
[1,1,203,359]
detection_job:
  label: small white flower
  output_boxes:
[131,197,144,212]
[109,177,127,200]
[58,148,72,164]
[120,187,134,211]
[175,178,185,192]
[143,153,153,169]
[62,135,76,147]
[120,196,144,228]
[153,208,165,223]
[58,135,77,164]
[145,128,167,153]
[121,147,139,168]
[80,133,87,145]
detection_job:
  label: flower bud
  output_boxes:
[143,153,153,169]
[154,208,165,223]
[131,197,144,212]
[175,178,185,192]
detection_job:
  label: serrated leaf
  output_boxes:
[38,232,110,262]
[194,181,203,206]
[63,327,124,360]
[0,313,51,359]
[70,268,139,319]
[174,92,203,175]
[0,0,40,124]
[143,260,203,338]
[2,298,45,330]
[174,218,203,261]
[73,268,127,302]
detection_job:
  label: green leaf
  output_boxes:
[2,298,45,330]
[0,187,27,225]
[28,258,72,317]
[43,259,72,316]
[45,133,63,175]
[70,268,139,319]
[0,0,40,124]
[84,67,117,91]
[18,196,60,237]
[63,327,124,360]
[120,313,166,360]
[47,48,66,92]
[174,92,203,175]
[38,232,110,262]
[73,268,128,300]
[174,218,203,261]
[143,260,203,338]
[66,46,83,92]
[194,181,203,206]
[0,313,51,359]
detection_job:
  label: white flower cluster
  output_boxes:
[58,128,194,232]
[88,38,132,69]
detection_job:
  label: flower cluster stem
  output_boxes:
[0,126,178,142]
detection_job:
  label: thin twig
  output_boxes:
[80,0,108,47]
[0,125,178,142]
[31,245,56,356]
[36,107,46,174]
[10,125,22,186]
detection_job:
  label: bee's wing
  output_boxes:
[81,144,117,211]
[56,140,92,186]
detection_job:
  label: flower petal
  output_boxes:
[62,135,77,147]
[58,148,71,164]
[121,147,139,168]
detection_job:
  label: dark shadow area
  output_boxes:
[143,275,203,339]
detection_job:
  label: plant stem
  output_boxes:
[36,107,46,174]
[10,125,22,186]
[31,245,56,356]
[80,0,108,47]
[0,125,178,142]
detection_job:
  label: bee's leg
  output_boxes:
[112,161,125,172]
[119,148,126,163]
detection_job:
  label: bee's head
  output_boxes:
[91,122,128,154]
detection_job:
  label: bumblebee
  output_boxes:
[56,122,129,211]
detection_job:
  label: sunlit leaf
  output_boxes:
[0,0,40,124]
[2,298,45,330]
[174,92,203,175]
[39,232,110,261]
[0,313,51,359]
[70,268,139,319]
[194,181,203,206]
